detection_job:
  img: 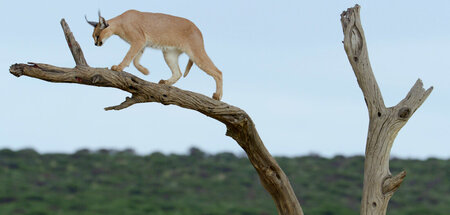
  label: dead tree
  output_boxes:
[9,5,432,215]
[341,5,432,215]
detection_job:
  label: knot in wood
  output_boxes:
[398,107,411,119]
[91,75,103,84]
[350,25,363,57]
[264,166,281,182]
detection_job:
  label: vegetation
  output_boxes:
[0,148,448,215]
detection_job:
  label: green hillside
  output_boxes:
[0,148,448,215]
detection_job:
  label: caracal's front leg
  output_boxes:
[111,42,146,72]
[159,49,182,85]
[133,48,149,75]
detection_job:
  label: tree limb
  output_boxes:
[382,170,406,194]
[341,4,433,215]
[341,5,385,117]
[104,95,147,111]
[61,19,88,66]
[9,19,304,215]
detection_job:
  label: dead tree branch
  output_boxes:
[341,5,433,215]
[9,19,304,215]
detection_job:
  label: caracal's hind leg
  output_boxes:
[204,66,223,101]
[190,50,223,100]
[133,48,149,75]
[159,49,182,85]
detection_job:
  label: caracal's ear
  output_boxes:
[98,10,109,29]
[85,15,98,27]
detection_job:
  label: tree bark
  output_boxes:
[340,5,433,215]
[9,19,304,215]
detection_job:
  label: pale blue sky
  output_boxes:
[1,1,449,158]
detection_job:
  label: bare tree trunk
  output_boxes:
[340,5,433,215]
[9,19,304,215]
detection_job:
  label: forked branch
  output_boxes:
[9,19,303,215]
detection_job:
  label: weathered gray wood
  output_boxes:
[61,19,88,66]
[341,5,433,215]
[9,19,304,215]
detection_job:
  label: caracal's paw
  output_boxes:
[111,65,123,72]
[139,68,149,75]
[212,93,222,101]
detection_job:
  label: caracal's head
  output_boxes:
[85,11,109,47]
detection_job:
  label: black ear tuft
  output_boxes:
[85,15,98,27]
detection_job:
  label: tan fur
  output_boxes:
[90,10,223,100]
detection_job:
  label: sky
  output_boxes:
[0,0,449,159]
